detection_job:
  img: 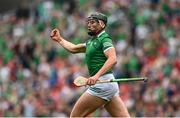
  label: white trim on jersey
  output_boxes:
[97,30,105,37]
[104,47,114,53]
[82,43,86,47]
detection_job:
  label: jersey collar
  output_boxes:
[97,30,105,37]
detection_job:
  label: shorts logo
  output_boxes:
[89,87,102,93]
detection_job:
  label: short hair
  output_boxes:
[87,12,108,25]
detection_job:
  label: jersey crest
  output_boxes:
[93,39,101,49]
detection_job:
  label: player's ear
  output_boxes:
[99,20,105,29]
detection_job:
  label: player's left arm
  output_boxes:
[86,47,117,85]
[95,47,117,77]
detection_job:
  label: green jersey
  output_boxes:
[85,31,114,76]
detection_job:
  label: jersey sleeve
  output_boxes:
[82,43,86,47]
[101,37,114,52]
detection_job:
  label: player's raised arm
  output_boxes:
[50,28,86,53]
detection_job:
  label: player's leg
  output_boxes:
[105,96,130,117]
[70,92,107,117]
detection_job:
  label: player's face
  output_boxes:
[86,19,99,31]
[86,19,102,35]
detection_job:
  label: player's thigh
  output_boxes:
[105,96,130,117]
[70,92,107,117]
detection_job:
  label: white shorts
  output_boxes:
[86,73,119,101]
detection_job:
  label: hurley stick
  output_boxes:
[74,76,148,87]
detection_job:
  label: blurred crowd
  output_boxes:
[0,0,179,117]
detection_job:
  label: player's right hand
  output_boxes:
[50,28,62,42]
